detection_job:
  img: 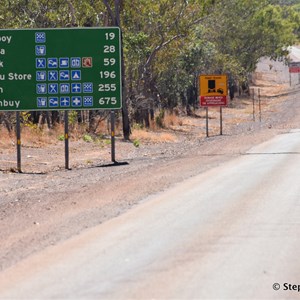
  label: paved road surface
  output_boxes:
[1,130,300,299]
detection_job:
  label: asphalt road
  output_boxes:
[1,130,300,299]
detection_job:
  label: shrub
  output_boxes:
[58,135,64,141]
[133,139,140,147]
[83,134,93,143]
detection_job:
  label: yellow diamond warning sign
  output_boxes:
[199,75,228,106]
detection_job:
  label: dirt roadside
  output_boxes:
[1,92,300,272]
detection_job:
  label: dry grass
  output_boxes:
[163,112,183,128]
[20,126,63,147]
[0,127,15,150]
[0,125,65,149]
[1,96,281,150]
[131,129,177,143]
[0,117,121,150]
[148,111,183,130]
[130,111,187,143]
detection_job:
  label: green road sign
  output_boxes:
[0,27,121,111]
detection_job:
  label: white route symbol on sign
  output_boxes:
[48,84,58,94]
[72,83,81,93]
[71,70,81,80]
[59,58,69,68]
[49,97,59,107]
[72,96,82,107]
[37,84,47,94]
[60,71,70,81]
[36,71,46,81]
[35,32,46,43]
[48,71,58,81]
[37,97,47,107]
[84,96,93,107]
[36,58,46,68]
[60,97,70,107]
[36,45,46,56]
[71,57,81,68]
[48,58,58,68]
[83,83,93,93]
[60,83,70,94]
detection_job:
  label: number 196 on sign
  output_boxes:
[100,71,116,79]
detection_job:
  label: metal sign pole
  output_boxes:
[206,107,209,137]
[220,106,223,135]
[111,110,116,163]
[16,111,21,173]
[252,88,255,121]
[64,111,70,170]
[258,88,262,122]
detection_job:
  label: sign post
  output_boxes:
[220,107,223,136]
[64,111,69,170]
[0,27,122,170]
[251,88,255,121]
[16,111,21,172]
[206,107,209,137]
[258,88,262,122]
[199,75,228,137]
[110,110,115,163]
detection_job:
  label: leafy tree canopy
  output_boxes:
[0,0,300,128]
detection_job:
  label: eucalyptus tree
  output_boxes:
[202,0,300,87]
[120,0,218,125]
[1,0,299,133]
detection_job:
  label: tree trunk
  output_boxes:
[103,0,131,140]
[51,111,59,126]
[46,112,51,129]
[120,31,131,139]
[143,109,150,128]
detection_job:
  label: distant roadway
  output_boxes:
[1,129,300,299]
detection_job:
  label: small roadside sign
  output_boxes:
[289,62,300,73]
[199,75,228,106]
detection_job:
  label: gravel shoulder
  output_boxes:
[1,92,300,272]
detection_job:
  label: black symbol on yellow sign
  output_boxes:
[208,80,224,94]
